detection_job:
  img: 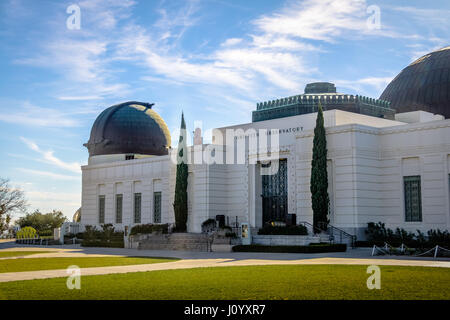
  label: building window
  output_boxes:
[154,192,162,223]
[404,176,422,222]
[116,194,123,224]
[98,195,105,224]
[134,193,141,223]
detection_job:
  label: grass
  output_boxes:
[0,264,449,300]
[0,251,53,258]
[0,256,178,273]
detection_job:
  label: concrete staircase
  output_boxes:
[210,230,234,252]
[318,233,331,243]
[137,233,211,251]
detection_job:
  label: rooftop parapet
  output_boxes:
[256,94,391,111]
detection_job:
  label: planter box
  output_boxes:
[252,235,320,246]
[211,244,233,252]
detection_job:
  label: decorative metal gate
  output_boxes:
[262,159,287,224]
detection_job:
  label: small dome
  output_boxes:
[304,82,336,94]
[380,46,450,118]
[84,101,171,157]
[73,207,81,223]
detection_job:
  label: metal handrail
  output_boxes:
[297,221,324,235]
[318,222,357,248]
[297,221,357,248]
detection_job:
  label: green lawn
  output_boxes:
[0,264,449,300]
[0,251,53,258]
[0,256,178,273]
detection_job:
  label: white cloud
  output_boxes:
[20,137,81,173]
[17,168,80,181]
[26,190,80,205]
[153,0,200,43]
[9,0,442,127]
[14,185,81,218]
[57,95,103,101]
[392,6,450,29]
[250,35,319,51]
[253,0,367,42]
[221,38,243,47]
[13,0,135,101]
[0,102,80,127]
[335,76,395,96]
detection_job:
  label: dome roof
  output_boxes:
[84,101,171,157]
[73,207,81,223]
[380,46,450,118]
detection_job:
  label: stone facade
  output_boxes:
[81,109,450,240]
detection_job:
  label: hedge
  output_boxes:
[232,243,347,253]
[79,224,124,248]
[258,224,308,235]
[130,223,169,236]
[38,230,53,237]
[81,241,124,248]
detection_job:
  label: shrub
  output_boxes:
[16,226,38,239]
[225,232,237,238]
[81,240,124,248]
[232,243,346,253]
[130,223,169,236]
[80,224,124,248]
[201,219,216,233]
[201,218,216,227]
[364,222,450,248]
[101,223,115,241]
[83,225,98,242]
[258,224,308,235]
[38,229,53,237]
[427,229,450,247]
[365,222,387,242]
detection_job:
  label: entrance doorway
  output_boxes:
[261,159,287,225]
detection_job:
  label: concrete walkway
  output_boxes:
[0,241,449,283]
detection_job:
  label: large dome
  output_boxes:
[380,46,450,118]
[84,101,171,157]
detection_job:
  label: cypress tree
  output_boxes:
[173,112,188,232]
[310,102,330,232]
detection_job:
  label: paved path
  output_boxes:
[1,243,449,283]
[2,241,449,261]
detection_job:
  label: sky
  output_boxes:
[0,0,449,221]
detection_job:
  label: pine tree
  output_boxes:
[173,112,188,232]
[310,102,330,232]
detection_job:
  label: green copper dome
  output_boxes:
[84,101,171,157]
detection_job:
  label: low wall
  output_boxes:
[132,233,210,251]
[128,233,153,249]
[252,235,320,246]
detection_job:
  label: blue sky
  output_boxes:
[0,0,449,220]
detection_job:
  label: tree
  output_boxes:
[0,178,27,233]
[16,226,37,239]
[310,102,330,232]
[173,112,188,232]
[16,209,67,233]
